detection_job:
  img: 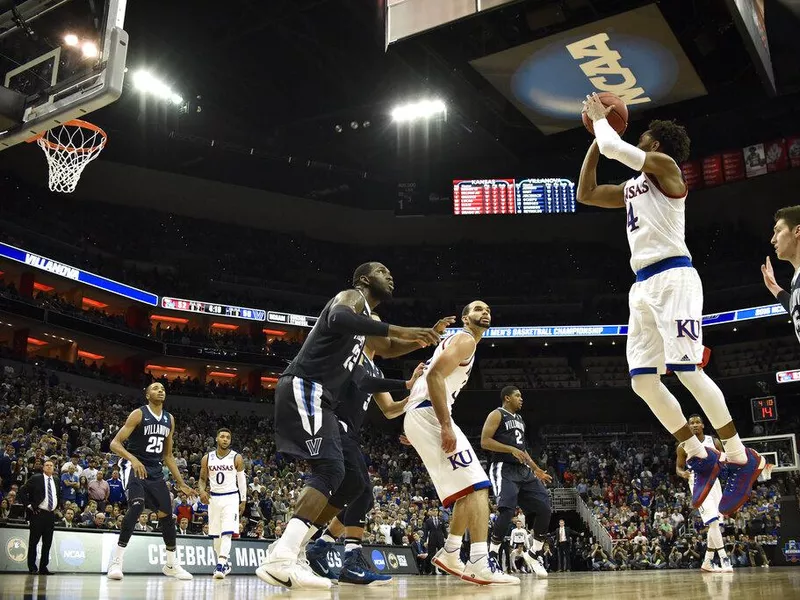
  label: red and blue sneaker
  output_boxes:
[687,446,721,508]
[719,448,766,517]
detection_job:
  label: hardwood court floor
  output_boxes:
[1,568,797,600]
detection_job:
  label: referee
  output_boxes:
[18,458,61,574]
[762,206,800,341]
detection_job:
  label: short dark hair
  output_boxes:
[501,386,519,402]
[775,206,800,230]
[216,427,231,437]
[687,413,703,422]
[648,119,690,163]
[352,262,379,288]
[461,303,473,318]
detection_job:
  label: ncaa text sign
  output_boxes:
[470,4,707,134]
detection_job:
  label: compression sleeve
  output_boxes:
[594,118,646,171]
[777,290,790,313]
[351,363,408,393]
[327,304,390,337]
[237,471,247,502]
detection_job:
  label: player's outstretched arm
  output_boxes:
[675,444,691,480]
[164,415,192,495]
[427,334,476,453]
[762,256,790,310]
[576,140,625,208]
[110,409,146,479]
[369,316,456,358]
[198,454,209,504]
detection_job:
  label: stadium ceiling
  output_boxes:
[89,0,800,208]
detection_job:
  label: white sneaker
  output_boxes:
[701,560,722,573]
[720,557,734,573]
[462,556,520,586]
[432,547,466,578]
[163,563,193,580]
[256,548,332,590]
[531,555,548,578]
[107,557,124,580]
[212,562,228,579]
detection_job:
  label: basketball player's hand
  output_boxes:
[239,501,246,516]
[407,363,425,389]
[390,325,441,347]
[761,256,782,295]
[178,483,194,496]
[510,448,528,465]
[583,93,613,122]
[130,458,147,479]
[440,424,457,454]
[432,316,456,334]
[399,434,412,446]
[534,469,553,485]
[199,491,209,504]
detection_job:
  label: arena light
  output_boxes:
[82,297,108,309]
[145,364,186,373]
[149,315,189,324]
[391,99,446,123]
[64,33,79,47]
[211,322,239,331]
[262,328,286,336]
[81,41,99,59]
[208,371,237,378]
[32,282,54,292]
[133,70,184,105]
[27,337,47,346]
[77,350,104,360]
[261,376,279,383]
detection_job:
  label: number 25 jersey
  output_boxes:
[624,172,691,273]
[124,405,173,479]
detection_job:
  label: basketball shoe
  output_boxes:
[305,538,340,582]
[461,554,520,586]
[719,448,766,516]
[339,549,392,586]
[162,563,193,580]
[432,547,466,578]
[687,447,721,508]
[256,545,332,590]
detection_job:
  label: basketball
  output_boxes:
[582,92,628,136]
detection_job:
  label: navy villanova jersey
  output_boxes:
[336,355,383,436]
[491,407,527,464]
[124,405,173,479]
[283,293,371,408]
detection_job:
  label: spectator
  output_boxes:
[88,470,109,513]
[107,469,125,507]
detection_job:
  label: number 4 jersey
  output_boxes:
[123,405,173,479]
[623,172,690,273]
[282,292,371,409]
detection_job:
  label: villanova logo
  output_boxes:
[447,449,474,471]
[305,437,322,457]
[675,319,700,341]
[511,31,677,121]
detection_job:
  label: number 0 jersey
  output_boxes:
[624,172,691,273]
[123,405,172,479]
[282,291,371,408]
[405,330,474,412]
[207,449,239,495]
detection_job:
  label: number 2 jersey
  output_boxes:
[122,405,173,480]
[490,407,527,464]
[282,292,371,409]
[405,330,475,412]
[624,172,691,273]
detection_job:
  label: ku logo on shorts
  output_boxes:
[675,319,700,341]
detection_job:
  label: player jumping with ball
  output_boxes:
[577,92,766,517]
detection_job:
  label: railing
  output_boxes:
[549,487,613,554]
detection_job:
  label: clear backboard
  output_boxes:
[742,433,799,474]
[0,0,128,151]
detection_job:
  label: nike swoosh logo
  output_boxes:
[319,565,329,574]
[271,573,293,588]
[347,571,366,578]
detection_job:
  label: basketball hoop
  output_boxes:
[28,119,108,193]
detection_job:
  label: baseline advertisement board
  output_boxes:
[0,527,418,575]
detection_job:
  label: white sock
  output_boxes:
[470,541,488,563]
[718,548,728,559]
[532,538,544,553]
[704,550,714,562]
[444,534,462,553]
[489,541,500,554]
[722,434,747,465]
[274,518,311,556]
[114,545,126,560]
[166,549,176,567]
[321,533,336,544]
[213,538,221,560]
[345,542,361,553]
[300,524,319,550]
[683,435,708,460]
[631,374,688,434]
[219,535,232,565]
[676,371,733,430]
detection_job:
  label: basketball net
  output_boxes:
[29,120,108,193]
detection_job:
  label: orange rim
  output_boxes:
[26,119,108,153]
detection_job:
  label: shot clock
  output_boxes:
[750,396,778,423]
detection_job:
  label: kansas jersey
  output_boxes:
[787,267,800,345]
[336,355,383,436]
[282,291,371,408]
[623,172,691,273]
[490,407,527,464]
[406,330,474,412]
[207,449,239,495]
[124,406,172,479]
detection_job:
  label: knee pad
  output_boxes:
[329,465,366,509]
[306,458,346,498]
[341,486,373,527]
[159,515,177,550]
[492,507,515,543]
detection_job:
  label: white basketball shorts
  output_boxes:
[208,493,240,537]
[689,477,723,525]
[627,266,704,375]
[403,406,491,508]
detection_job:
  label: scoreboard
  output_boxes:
[750,396,778,423]
[453,178,576,215]
[160,296,266,321]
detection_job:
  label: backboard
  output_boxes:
[0,0,128,151]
